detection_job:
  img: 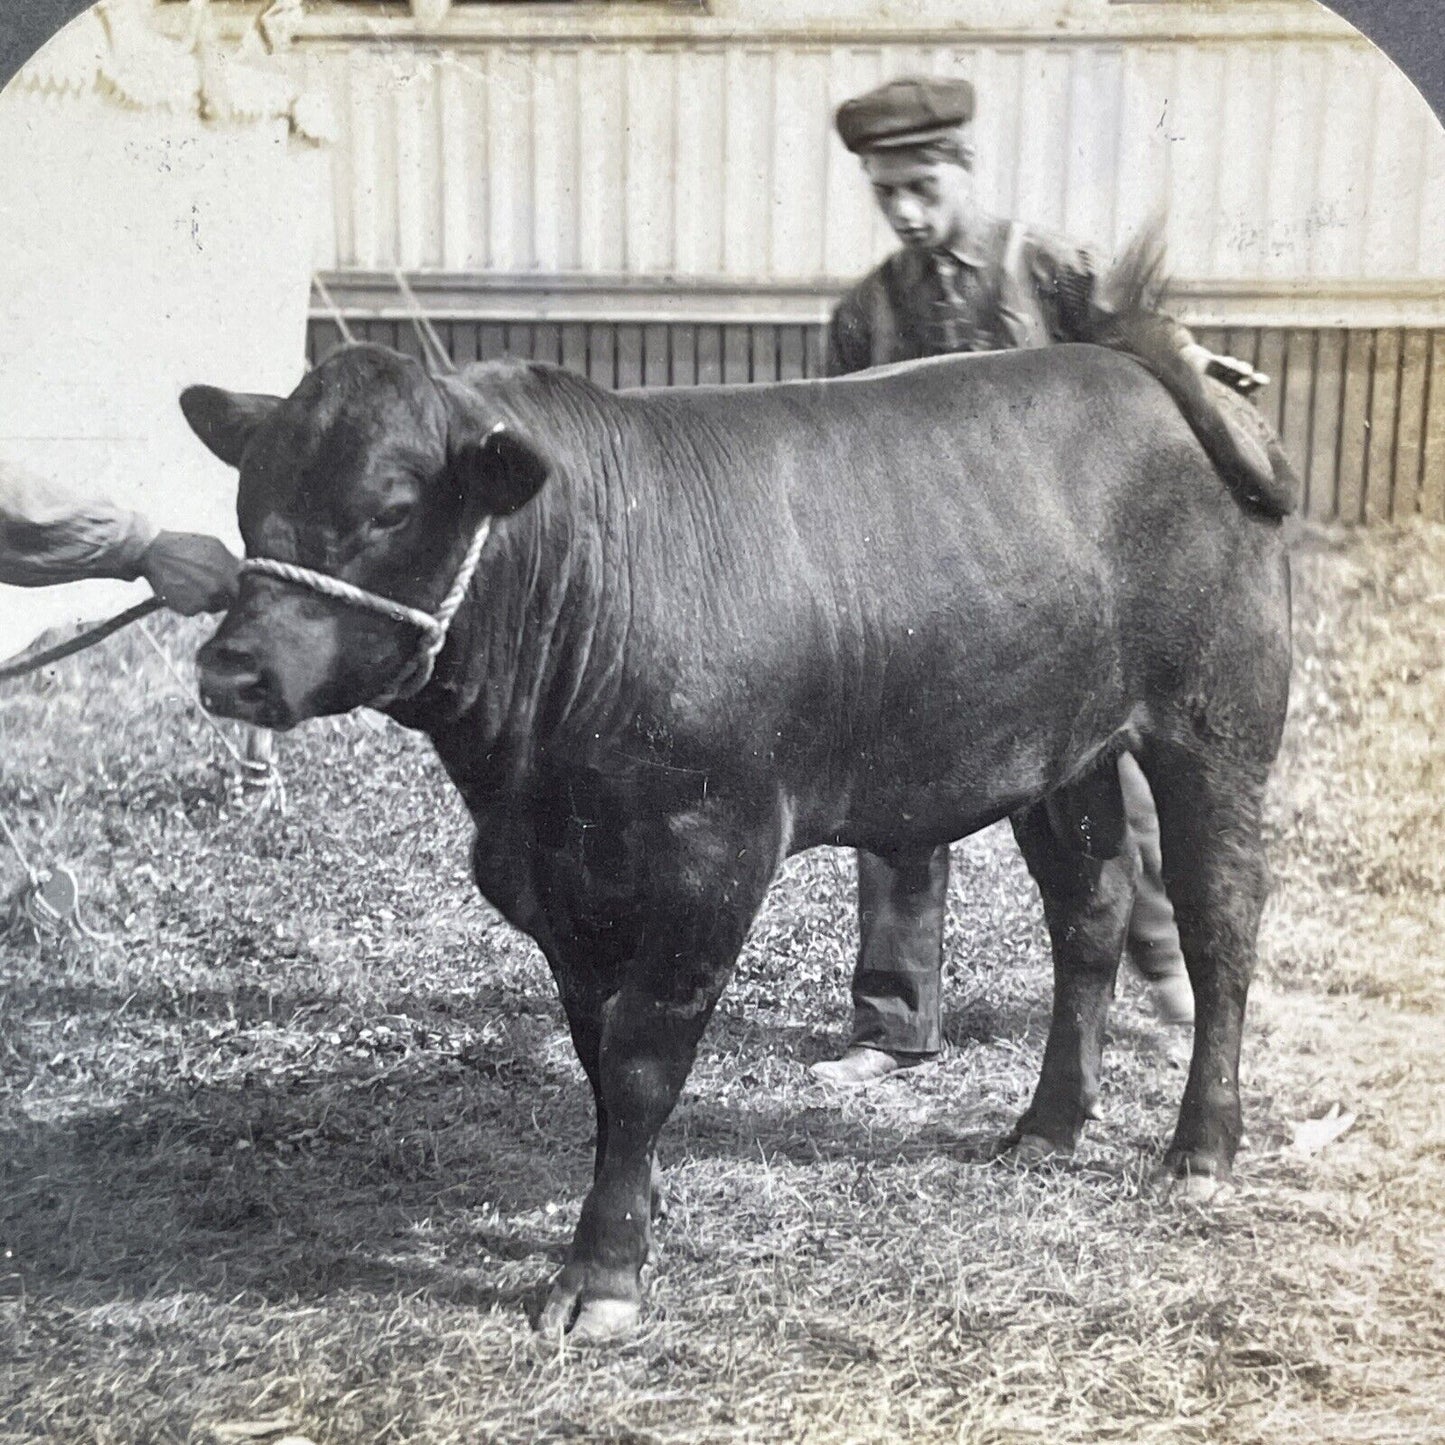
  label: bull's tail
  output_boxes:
[1082,220,1299,519]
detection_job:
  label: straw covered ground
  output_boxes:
[1,521,1442,1444]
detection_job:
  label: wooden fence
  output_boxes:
[307,307,1444,525]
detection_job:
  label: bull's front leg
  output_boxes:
[539,979,719,1340]
[538,807,780,1341]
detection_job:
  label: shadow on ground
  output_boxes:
[0,976,1092,1318]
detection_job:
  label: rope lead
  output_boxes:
[240,514,493,707]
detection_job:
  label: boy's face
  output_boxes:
[862,150,974,251]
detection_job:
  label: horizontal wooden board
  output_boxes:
[310,316,1445,524]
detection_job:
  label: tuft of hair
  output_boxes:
[1100,216,1172,319]
[1083,215,1183,360]
[1080,216,1298,519]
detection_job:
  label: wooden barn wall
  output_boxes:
[306,34,1445,294]
[300,16,1445,524]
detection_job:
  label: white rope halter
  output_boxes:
[239,517,492,705]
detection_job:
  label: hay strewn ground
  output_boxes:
[1,522,1442,1444]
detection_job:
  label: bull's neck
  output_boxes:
[387,429,623,792]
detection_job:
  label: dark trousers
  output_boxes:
[849,754,1182,1057]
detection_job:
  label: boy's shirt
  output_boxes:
[826,219,1194,376]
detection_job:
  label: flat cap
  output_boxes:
[834,76,976,154]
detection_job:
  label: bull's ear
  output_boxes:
[179,386,282,468]
[452,423,551,517]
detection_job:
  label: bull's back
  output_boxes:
[634,346,1260,663]
[610,348,1286,840]
[642,346,1227,580]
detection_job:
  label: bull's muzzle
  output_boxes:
[197,635,293,730]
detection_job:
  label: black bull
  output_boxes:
[186,339,1291,1339]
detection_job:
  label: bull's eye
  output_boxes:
[369,502,413,534]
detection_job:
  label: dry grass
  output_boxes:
[1,521,1443,1444]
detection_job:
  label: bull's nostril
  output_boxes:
[203,641,255,673]
[198,640,277,720]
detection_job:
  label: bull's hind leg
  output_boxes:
[1004,763,1136,1161]
[1141,743,1272,1192]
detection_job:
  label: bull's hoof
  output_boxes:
[1152,1158,1232,1204]
[998,1132,1075,1167]
[571,1297,642,1342]
[538,1268,642,1342]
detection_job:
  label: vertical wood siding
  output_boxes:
[314,37,1445,293]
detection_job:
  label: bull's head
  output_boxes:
[186,346,549,729]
